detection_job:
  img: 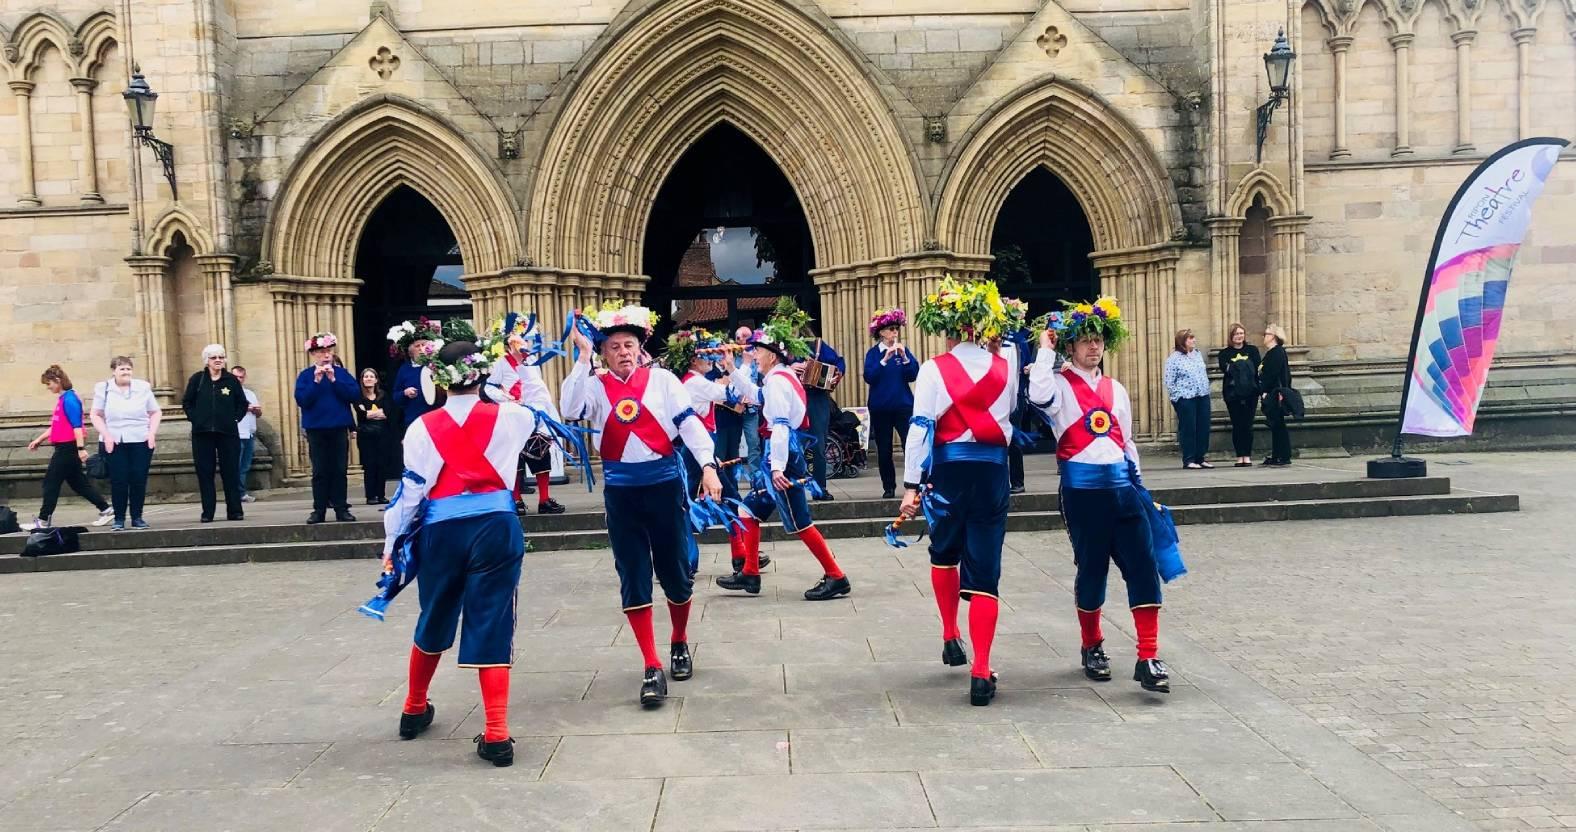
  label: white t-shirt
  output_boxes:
[92,379,160,443]
[238,388,260,439]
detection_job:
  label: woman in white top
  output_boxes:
[91,355,162,530]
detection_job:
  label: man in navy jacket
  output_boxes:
[294,332,360,524]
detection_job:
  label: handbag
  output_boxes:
[85,444,108,479]
[21,526,83,557]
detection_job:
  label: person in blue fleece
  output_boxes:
[295,331,360,524]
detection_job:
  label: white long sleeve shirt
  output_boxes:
[902,341,1019,486]
[559,361,717,464]
[681,369,729,428]
[382,394,543,552]
[1026,348,1141,471]
[485,357,560,419]
[758,365,810,473]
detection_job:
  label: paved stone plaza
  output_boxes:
[0,450,1570,831]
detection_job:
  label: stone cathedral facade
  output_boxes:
[0,0,1572,490]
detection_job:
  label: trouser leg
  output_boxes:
[216,433,242,517]
[107,443,132,521]
[192,433,218,518]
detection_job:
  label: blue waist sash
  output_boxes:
[425,489,516,524]
[932,442,1009,466]
[1058,460,1133,489]
[604,455,681,488]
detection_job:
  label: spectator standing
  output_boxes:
[182,344,249,522]
[294,332,360,523]
[1163,329,1214,469]
[352,367,393,505]
[233,366,262,502]
[862,308,917,499]
[1217,323,1261,467]
[1259,324,1294,466]
[26,365,113,529]
[90,356,161,530]
[798,333,845,498]
[388,318,442,429]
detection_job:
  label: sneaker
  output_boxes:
[398,702,435,740]
[537,499,566,515]
[639,667,668,707]
[93,507,114,527]
[1081,642,1112,681]
[803,575,852,601]
[131,519,150,530]
[24,517,52,531]
[669,642,693,681]
[1133,658,1172,693]
[473,734,515,767]
[240,494,256,504]
[111,520,124,531]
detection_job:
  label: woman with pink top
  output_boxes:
[25,365,112,530]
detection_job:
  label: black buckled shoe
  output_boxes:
[398,703,435,740]
[1134,658,1171,693]
[730,553,770,573]
[1081,642,1112,681]
[515,498,529,514]
[335,509,357,523]
[942,638,968,667]
[969,672,998,706]
[640,667,668,707]
[803,575,851,601]
[669,642,693,681]
[716,571,762,595]
[474,734,515,767]
[537,499,566,515]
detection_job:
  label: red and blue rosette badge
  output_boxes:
[1084,407,1114,437]
[613,398,642,425]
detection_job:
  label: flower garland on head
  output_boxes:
[867,307,907,338]
[385,317,442,358]
[753,298,813,361]
[415,321,508,390]
[1055,296,1130,353]
[305,332,337,351]
[915,275,1013,341]
[1002,297,1030,335]
[588,299,660,342]
[661,327,722,374]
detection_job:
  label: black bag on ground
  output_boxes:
[21,526,84,557]
[0,507,19,535]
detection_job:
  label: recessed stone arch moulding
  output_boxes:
[527,0,927,276]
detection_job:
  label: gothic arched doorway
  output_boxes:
[642,124,816,343]
[351,185,470,376]
[986,167,1098,317]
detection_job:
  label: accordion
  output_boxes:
[801,342,840,391]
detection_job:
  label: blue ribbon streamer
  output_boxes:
[529,407,598,491]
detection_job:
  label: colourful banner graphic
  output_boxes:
[1400,139,1568,438]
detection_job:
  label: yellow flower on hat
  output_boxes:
[1095,297,1121,319]
[1075,302,1094,315]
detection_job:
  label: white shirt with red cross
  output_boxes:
[1026,349,1141,470]
[560,361,716,465]
[903,341,1020,486]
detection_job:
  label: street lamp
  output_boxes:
[1255,28,1297,163]
[123,64,178,200]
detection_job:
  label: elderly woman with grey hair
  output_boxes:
[182,343,249,522]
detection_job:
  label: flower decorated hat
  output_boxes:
[867,307,907,338]
[305,332,338,352]
[417,320,508,390]
[915,275,1014,341]
[750,297,813,361]
[661,327,723,374]
[386,317,442,357]
[588,300,660,344]
[1054,296,1131,353]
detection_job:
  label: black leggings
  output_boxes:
[1225,397,1256,457]
[39,442,107,520]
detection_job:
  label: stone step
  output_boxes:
[0,490,1516,574]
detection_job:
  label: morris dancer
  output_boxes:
[899,278,1020,706]
[1027,297,1170,693]
[381,335,552,767]
[486,312,566,515]
[388,317,443,429]
[717,308,852,601]
[562,303,723,706]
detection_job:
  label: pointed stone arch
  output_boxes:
[74,11,118,80]
[7,11,75,80]
[526,0,927,277]
[146,206,216,257]
[1225,169,1296,218]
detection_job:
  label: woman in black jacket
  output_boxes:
[1258,324,1293,466]
[351,368,394,505]
[181,344,250,521]
[1217,323,1261,467]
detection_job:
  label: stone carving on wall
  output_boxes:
[1036,26,1068,58]
[368,47,400,80]
[925,116,946,143]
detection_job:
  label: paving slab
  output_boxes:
[543,730,790,780]
[100,786,400,832]
[675,692,899,732]
[585,664,785,700]
[655,772,935,831]
[789,724,1040,773]
[373,779,662,831]
[0,786,150,832]
[292,737,560,785]
[55,741,328,791]
[453,697,680,737]
[1015,720,1291,767]
[891,687,1121,726]
[1176,763,1362,822]
[921,767,1217,826]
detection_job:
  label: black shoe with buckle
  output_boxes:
[716,571,762,595]
[1134,658,1171,693]
[1081,642,1112,681]
[670,642,693,681]
[942,638,968,667]
[398,703,435,740]
[537,499,566,515]
[969,672,998,706]
[474,734,515,767]
[730,553,770,573]
[803,575,851,601]
[640,667,668,707]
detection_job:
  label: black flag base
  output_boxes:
[1367,455,1427,479]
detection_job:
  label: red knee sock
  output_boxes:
[931,567,961,641]
[1131,606,1160,660]
[1077,608,1104,649]
[668,600,691,644]
[404,646,442,715]
[478,666,510,742]
[626,606,662,670]
[967,595,999,680]
[729,526,747,561]
[742,518,762,576]
[536,472,550,502]
[798,526,844,579]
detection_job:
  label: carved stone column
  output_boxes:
[196,254,238,358]
[1327,36,1354,160]
[9,81,40,207]
[1205,217,1245,339]
[1451,30,1477,154]
[1090,245,1183,439]
[264,275,362,478]
[1388,33,1415,157]
[127,254,176,401]
[69,77,103,204]
[1512,27,1537,139]
[1267,214,1312,347]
